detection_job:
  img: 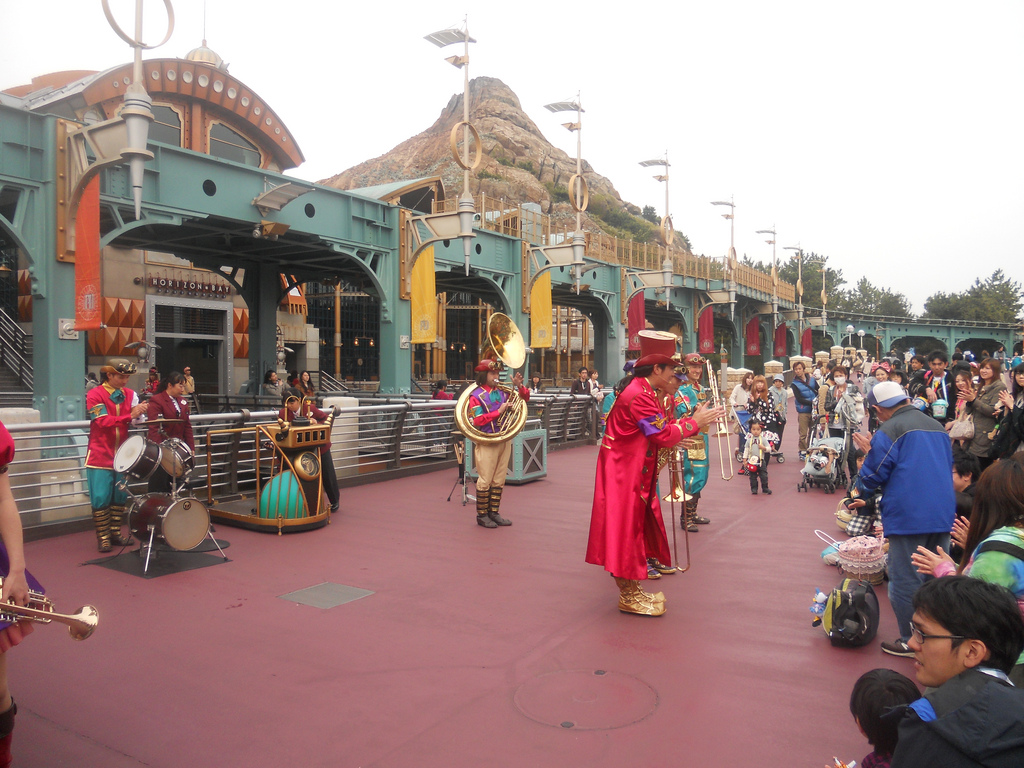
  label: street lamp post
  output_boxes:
[783,245,804,350]
[756,226,778,337]
[857,329,866,349]
[711,197,736,319]
[425,20,479,275]
[545,96,588,294]
[639,153,673,246]
[845,324,855,346]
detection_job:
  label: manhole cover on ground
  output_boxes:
[513,669,658,730]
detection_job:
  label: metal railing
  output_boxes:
[4,394,597,535]
[0,307,32,389]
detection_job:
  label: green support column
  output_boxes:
[32,116,87,422]
[375,218,409,394]
[241,264,281,395]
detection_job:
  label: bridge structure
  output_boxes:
[1,99,1017,422]
[809,309,1021,361]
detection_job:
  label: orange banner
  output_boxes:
[74,178,102,330]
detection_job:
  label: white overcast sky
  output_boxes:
[2,0,1022,314]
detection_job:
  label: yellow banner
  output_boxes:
[411,246,437,344]
[530,272,552,348]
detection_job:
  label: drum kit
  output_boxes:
[112,421,227,574]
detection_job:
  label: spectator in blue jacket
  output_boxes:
[790,361,818,460]
[851,381,954,659]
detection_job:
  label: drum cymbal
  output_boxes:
[147,418,183,424]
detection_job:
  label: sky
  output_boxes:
[2,0,1022,315]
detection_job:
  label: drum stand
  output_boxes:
[446,438,475,506]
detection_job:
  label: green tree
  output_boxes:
[833,277,912,317]
[923,269,1023,323]
[776,252,845,310]
[641,205,659,225]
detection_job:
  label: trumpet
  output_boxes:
[705,361,734,481]
[0,578,98,641]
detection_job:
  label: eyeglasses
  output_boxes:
[908,622,965,644]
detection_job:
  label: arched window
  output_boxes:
[209,122,261,167]
[150,105,182,146]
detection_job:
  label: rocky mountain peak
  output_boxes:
[320,77,651,237]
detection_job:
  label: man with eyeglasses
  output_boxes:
[889,576,1024,767]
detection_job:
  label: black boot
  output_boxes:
[476,487,496,528]
[688,496,710,525]
[108,504,133,546]
[487,486,512,526]
[0,699,16,768]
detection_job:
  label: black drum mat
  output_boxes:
[86,539,231,579]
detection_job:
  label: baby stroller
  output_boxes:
[797,421,848,494]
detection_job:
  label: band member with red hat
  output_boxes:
[85,359,148,552]
[586,331,725,616]
[468,359,530,528]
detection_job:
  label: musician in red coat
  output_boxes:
[146,371,195,494]
[586,332,724,616]
[85,359,148,551]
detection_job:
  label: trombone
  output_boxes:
[662,447,691,573]
[705,360,734,481]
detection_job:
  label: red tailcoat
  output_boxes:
[585,376,700,580]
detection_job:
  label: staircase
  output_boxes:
[0,307,33,408]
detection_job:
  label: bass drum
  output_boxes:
[113,435,162,479]
[128,494,210,551]
[159,438,194,479]
[258,471,308,519]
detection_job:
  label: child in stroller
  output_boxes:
[798,420,849,493]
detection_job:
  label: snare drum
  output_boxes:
[113,435,162,479]
[159,438,194,479]
[128,493,209,551]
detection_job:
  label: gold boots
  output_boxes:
[613,576,666,616]
[92,508,113,552]
[487,486,512,526]
[108,504,132,546]
[476,487,496,528]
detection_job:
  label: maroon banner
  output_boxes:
[626,292,645,351]
[774,322,788,357]
[74,177,102,331]
[745,315,760,355]
[698,306,715,354]
[801,327,813,357]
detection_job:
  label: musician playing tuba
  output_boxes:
[585,332,725,617]
[467,358,531,528]
[670,353,715,531]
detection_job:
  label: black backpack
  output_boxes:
[814,578,880,647]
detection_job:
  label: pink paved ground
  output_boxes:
[12,436,915,767]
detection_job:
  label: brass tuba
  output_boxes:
[454,313,528,445]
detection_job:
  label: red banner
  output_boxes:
[74,177,102,331]
[774,322,788,357]
[745,315,760,355]
[627,292,645,351]
[698,306,715,354]
[801,327,813,357]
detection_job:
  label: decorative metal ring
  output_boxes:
[102,0,175,51]
[661,214,674,246]
[449,122,482,170]
[567,174,589,213]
